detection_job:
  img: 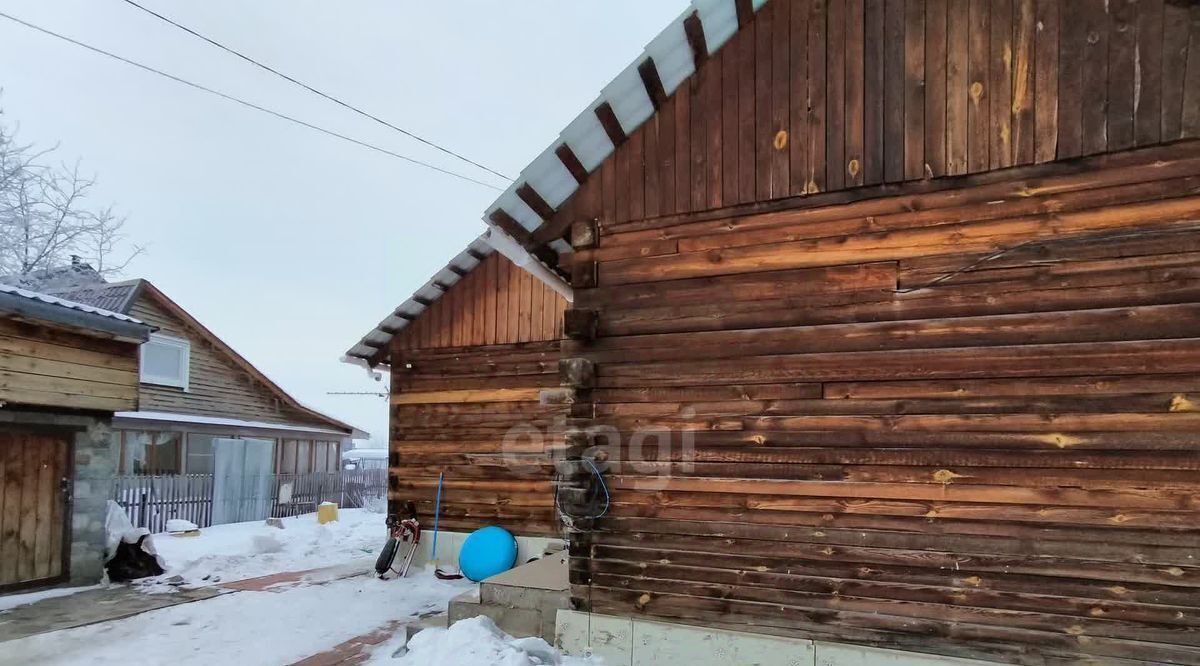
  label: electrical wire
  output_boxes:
[553,456,610,523]
[118,0,513,183]
[0,10,504,191]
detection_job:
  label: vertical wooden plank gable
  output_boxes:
[1033,0,1059,163]
[945,0,970,174]
[924,0,948,178]
[862,0,886,184]
[903,0,926,180]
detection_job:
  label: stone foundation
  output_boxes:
[555,611,1002,666]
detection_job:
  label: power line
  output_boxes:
[119,0,513,183]
[0,10,503,191]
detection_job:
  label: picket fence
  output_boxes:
[112,469,387,533]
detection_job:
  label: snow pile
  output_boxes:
[373,616,602,666]
[144,508,384,589]
[165,518,198,533]
[3,569,469,666]
[0,585,100,613]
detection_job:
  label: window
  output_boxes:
[279,439,298,475]
[118,431,182,475]
[186,434,217,474]
[296,440,312,474]
[313,442,328,472]
[140,334,191,389]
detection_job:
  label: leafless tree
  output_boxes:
[0,106,143,277]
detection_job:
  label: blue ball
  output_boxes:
[458,526,518,582]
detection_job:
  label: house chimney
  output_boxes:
[70,255,82,266]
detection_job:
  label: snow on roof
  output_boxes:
[342,448,388,460]
[45,279,142,314]
[344,1,764,370]
[481,0,761,247]
[342,234,495,368]
[0,282,145,325]
[114,411,353,437]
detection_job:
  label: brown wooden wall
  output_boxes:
[394,253,567,350]
[563,139,1200,665]
[388,340,564,538]
[0,317,139,413]
[549,0,1200,237]
[388,254,569,537]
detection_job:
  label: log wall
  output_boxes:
[562,142,1200,664]
[388,253,569,537]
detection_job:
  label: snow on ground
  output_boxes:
[0,585,100,613]
[3,568,469,666]
[143,508,385,589]
[367,616,602,666]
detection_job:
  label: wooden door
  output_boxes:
[0,432,70,590]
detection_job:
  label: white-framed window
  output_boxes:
[140,333,191,390]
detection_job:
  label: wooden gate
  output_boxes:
[0,432,70,590]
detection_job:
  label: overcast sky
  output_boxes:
[0,1,686,443]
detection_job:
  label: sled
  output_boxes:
[376,512,420,579]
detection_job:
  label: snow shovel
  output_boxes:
[430,472,463,580]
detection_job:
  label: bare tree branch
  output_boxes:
[0,101,143,278]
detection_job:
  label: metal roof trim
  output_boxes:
[482,0,765,252]
[342,235,495,366]
[0,283,153,342]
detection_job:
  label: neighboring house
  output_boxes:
[6,265,364,481]
[341,447,388,471]
[0,283,152,592]
[350,1,1200,664]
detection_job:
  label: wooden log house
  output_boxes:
[346,237,570,538]
[453,0,1200,663]
[346,0,1200,662]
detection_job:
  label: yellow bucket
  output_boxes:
[317,502,339,524]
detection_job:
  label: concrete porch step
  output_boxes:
[446,552,569,643]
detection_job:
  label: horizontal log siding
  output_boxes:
[0,317,139,412]
[388,340,564,537]
[564,142,1200,665]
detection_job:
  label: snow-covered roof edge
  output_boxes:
[114,411,364,438]
[342,234,496,368]
[0,283,152,342]
[481,0,764,250]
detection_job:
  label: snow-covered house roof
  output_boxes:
[343,1,764,370]
[3,264,363,436]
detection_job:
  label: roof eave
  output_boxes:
[0,290,153,343]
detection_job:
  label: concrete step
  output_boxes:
[448,588,544,639]
[446,553,571,643]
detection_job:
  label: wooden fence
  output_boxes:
[112,469,387,532]
[113,474,215,534]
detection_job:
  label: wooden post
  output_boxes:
[559,358,595,389]
[563,309,599,341]
[570,220,600,250]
